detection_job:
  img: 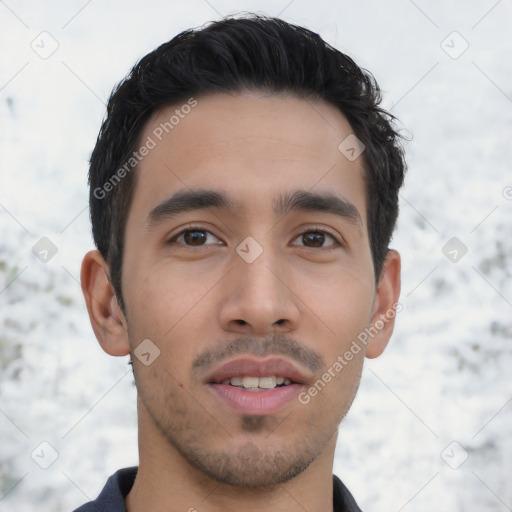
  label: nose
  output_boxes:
[218,244,300,336]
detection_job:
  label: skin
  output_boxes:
[81,91,401,512]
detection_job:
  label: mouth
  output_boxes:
[204,357,310,415]
[219,375,293,391]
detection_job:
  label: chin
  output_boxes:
[188,441,317,488]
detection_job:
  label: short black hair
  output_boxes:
[89,14,407,311]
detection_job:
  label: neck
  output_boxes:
[126,399,337,512]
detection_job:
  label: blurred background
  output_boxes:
[0,1,511,510]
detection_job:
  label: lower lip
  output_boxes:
[208,383,302,415]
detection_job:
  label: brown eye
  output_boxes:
[183,230,207,245]
[302,232,325,247]
[293,231,337,248]
[171,229,221,246]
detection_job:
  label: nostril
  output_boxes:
[274,319,286,325]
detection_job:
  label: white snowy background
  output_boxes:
[1,1,511,511]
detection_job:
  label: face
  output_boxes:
[121,91,377,486]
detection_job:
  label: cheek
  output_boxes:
[136,365,189,415]
[123,259,219,339]
[296,266,374,403]
[123,261,224,393]
[298,265,374,338]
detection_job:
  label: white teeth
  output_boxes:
[258,376,277,389]
[242,376,259,389]
[221,376,291,389]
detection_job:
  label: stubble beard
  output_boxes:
[139,388,330,488]
[131,333,361,488]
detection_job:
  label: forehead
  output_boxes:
[130,91,367,225]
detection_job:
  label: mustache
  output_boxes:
[192,333,324,374]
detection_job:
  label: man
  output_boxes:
[77,14,405,512]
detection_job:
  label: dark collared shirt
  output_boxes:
[72,467,362,511]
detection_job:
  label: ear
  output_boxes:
[80,250,130,356]
[365,249,401,359]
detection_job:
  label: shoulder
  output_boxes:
[333,474,363,512]
[70,467,138,512]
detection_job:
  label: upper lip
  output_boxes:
[204,357,312,385]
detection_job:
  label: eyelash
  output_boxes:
[168,224,342,249]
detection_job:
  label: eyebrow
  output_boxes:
[275,189,363,231]
[146,189,235,227]
[146,188,363,231]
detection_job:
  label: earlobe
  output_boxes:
[365,250,401,359]
[80,250,130,357]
